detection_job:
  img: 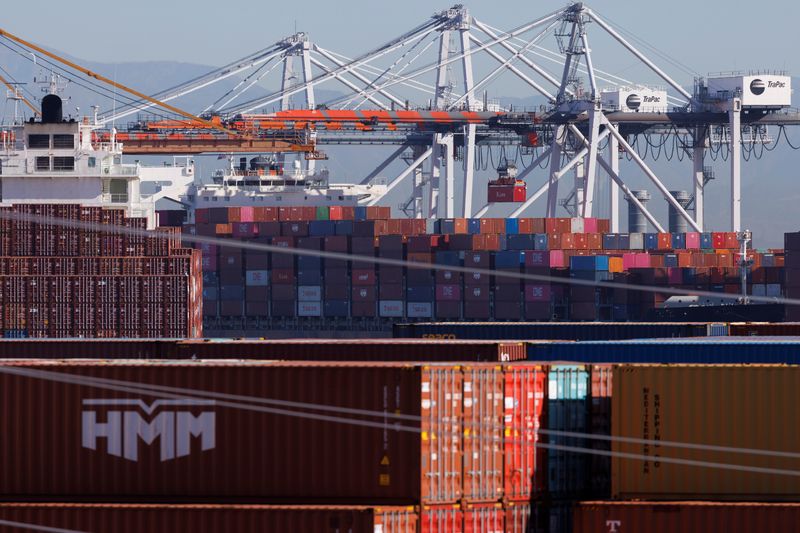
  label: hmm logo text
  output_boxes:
[82,399,216,462]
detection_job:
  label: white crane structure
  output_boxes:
[32,2,799,232]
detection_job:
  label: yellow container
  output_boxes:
[612,364,800,500]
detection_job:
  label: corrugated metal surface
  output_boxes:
[0,339,527,361]
[461,364,503,502]
[729,322,800,337]
[530,338,800,364]
[588,365,612,499]
[394,322,719,341]
[573,501,800,533]
[503,501,531,533]
[612,365,800,500]
[462,502,504,533]
[0,504,419,533]
[546,365,589,499]
[420,504,463,533]
[502,364,546,501]
[0,360,464,504]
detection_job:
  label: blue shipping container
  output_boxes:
[220,285,244,301]
[324,300,350,317]
[297,270,322,285]
[298,256,323,270]
[671,232,686,249]
[534,234,548,250]
[570,255,609,271]
[602,234,618,250]
[354,206,368,221]
[663,254,678,268]
[527,337,800,364]
[506,234,535,251]
[309,220,336,236]
[701,232,713,249]
[406,286,434,301]
[618,234,631,249]
[334,221,354,236]
[644,233,658,250]
[494,250,524,268]
[505,218,519,235]
[468,219,482,234]
[435,251,461,266]
[547,365,589,499]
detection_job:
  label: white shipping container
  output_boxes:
[245,270,270,286]
[407,302,433,318]
[601,86,668,113]
[629,233,644,250]
[707,75,791,108]
[297,285,322,302]
[297,301,322,317]
[379,300,404,318]
[570,217,584,234]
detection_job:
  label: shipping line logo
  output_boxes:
[82,399,216,462]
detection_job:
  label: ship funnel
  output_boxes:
[667,190,693,233]
[41,94,63,123]
[626,190,651,233]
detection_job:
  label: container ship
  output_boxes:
[0,94,203,338]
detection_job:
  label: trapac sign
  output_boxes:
[707,74,792,108]
[82,398,216,462]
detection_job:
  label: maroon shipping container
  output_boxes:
[0,361,462,504]
[573,501,800,533]
[0,503,419,533]
[589,364,612,499]
[171,339,527,362]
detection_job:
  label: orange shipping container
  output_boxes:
[0,504,419,533]
[461,364,504,502]
[573,501,800,533]
[453,218,468,234]
[612,365,800,500]
[214,223,232,235]
[608,257,624,273]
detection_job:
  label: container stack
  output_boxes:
[785,231,800,321]
[188,209,784,334]
[0,204,202,338]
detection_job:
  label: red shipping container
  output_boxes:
[657,232,672,250]
[462,365,504,502]
[712,232,727,249]
[573,233,588,250]
[503,364,546,501]
[463,285,490,301]
[253,206,278,222]
[560,233,575,250]
[420,505,462,533]
[573,501,800,533]
[227,207,242,223]
[0,503,419,533]
[351,286,376,301]
[547,233,562,250]
[462,502,504,533]
[504,501,531,533]
[725,232,740,249]
[387,219,403,235]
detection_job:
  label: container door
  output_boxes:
[462,364,504,502]
[421,367,463,503]
[503,364,546,501]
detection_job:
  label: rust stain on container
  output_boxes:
[0,503,418,533]
[574,501,800,533]
[0,360,463,504]
[612,364,800,500]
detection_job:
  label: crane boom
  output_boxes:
[0,27,237,136]
[0,71,39,116]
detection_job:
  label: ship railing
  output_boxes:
[102,193,129,203]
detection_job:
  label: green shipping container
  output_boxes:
[316,206,330,220]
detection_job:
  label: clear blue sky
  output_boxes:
[4,0,799,76]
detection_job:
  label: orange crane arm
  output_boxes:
[0,27,237,136]
[0,71,39,116]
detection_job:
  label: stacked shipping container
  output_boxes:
[189,209,782,333]
[0,204,202,338]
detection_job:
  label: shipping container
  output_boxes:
[0,504,419,533]
[0,360,464,503]
[529,337,800,364]
[394,322,723,341]
[612,364,800,500]
[573,501,800,533]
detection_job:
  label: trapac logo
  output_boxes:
[625,94,642,110]
[750,79,766,95]
[642,95,661,103]
[82,398,216,462]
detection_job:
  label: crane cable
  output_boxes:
[0,27,239,136]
